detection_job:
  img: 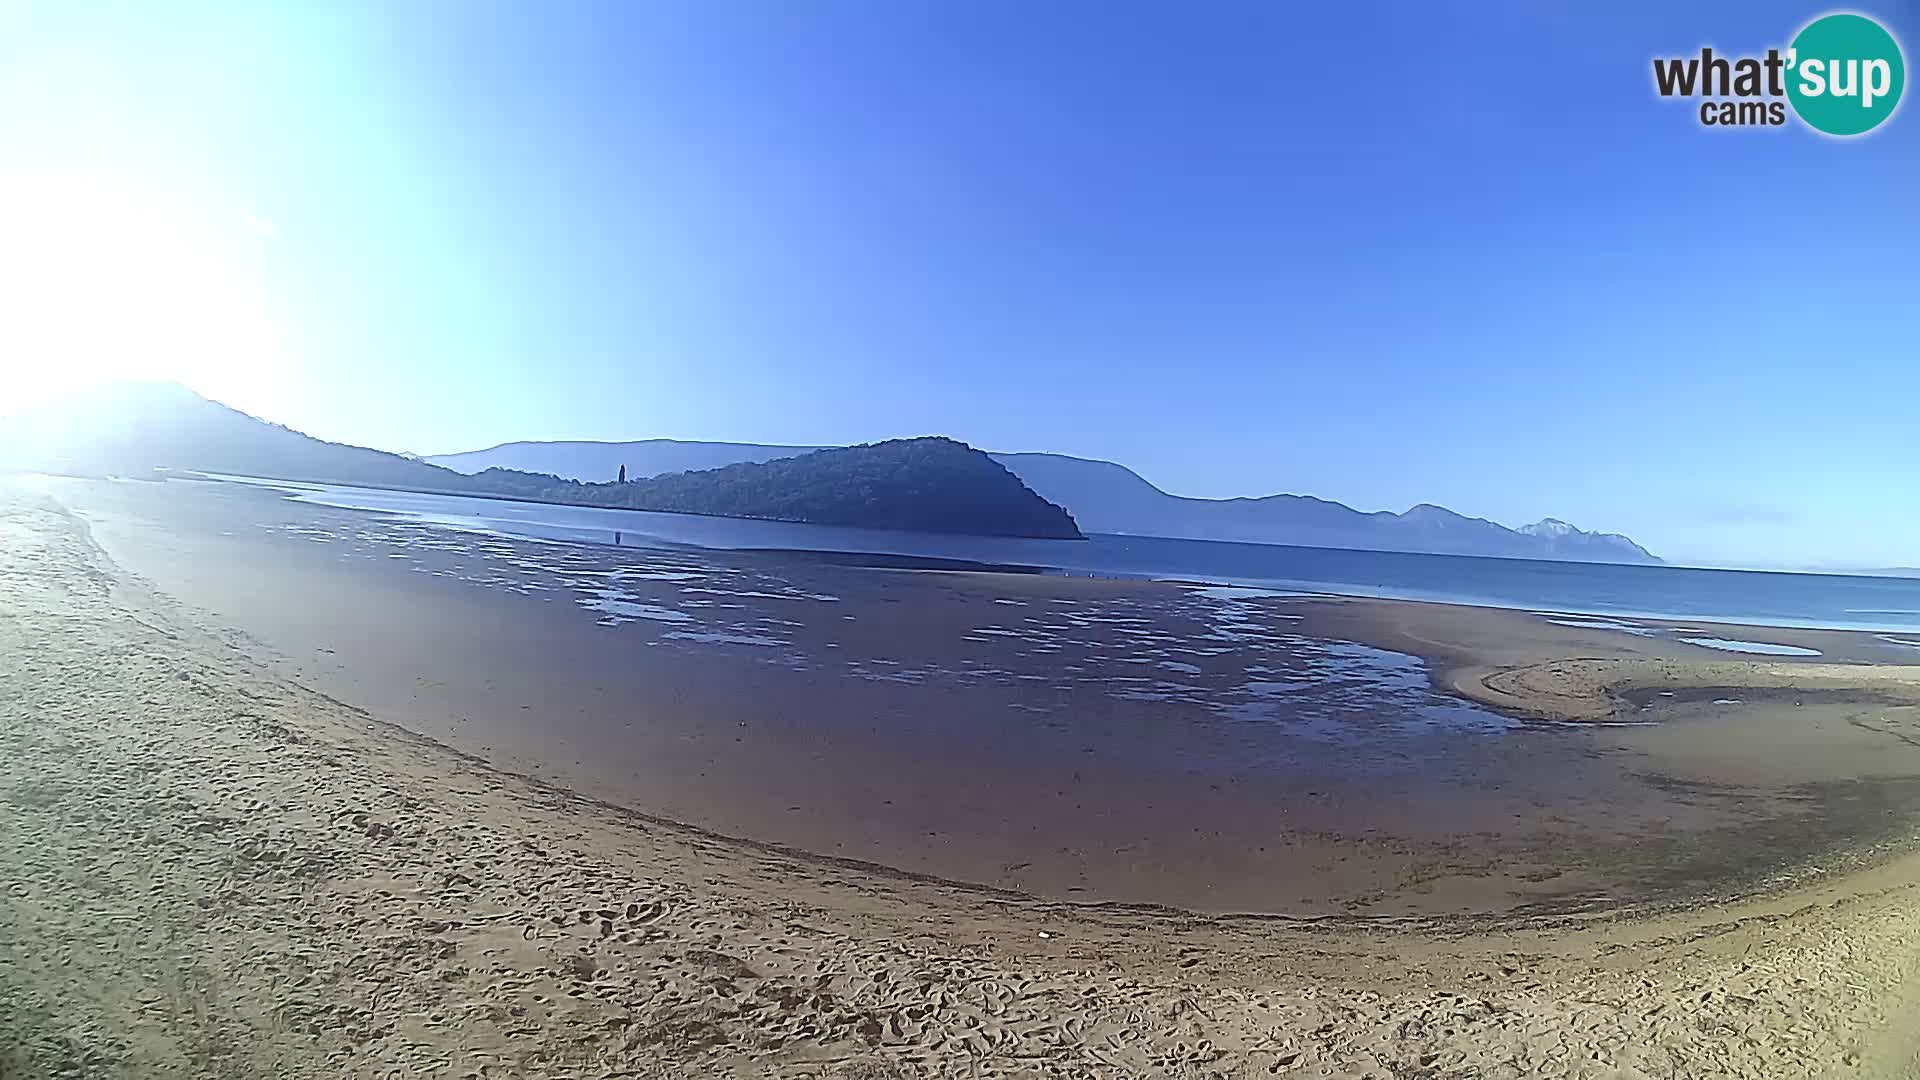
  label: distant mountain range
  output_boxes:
[429,440,1660,563]
[430,439,830,479]
[0,383,1653,560]
[0,384,1081,540]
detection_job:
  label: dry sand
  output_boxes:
[4,484,1920,1078]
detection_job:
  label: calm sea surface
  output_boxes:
[203,475,1920,633]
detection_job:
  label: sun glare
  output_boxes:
[0,176,291,418]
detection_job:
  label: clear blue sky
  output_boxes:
[2,2,1915,568]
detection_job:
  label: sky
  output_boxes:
[0,1,1915,569]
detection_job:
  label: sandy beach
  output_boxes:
[6,477,1920,1077]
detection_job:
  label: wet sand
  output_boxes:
[35,474,1920,922]
[6,479,1920,1078]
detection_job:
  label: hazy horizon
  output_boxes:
[3,2,1915,567]
[38,377,1920,576]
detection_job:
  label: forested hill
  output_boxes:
[429,439,1660,563]
[469,437,1084,539]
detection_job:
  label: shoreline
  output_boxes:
[185,470,1920,636]
[5,483,1920,1075]
[34,472,1920,923]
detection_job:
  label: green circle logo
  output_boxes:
[1787,13,1906,136]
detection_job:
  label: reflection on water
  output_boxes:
[1190,585,1319,602]
[1546,616,1656,636]
[258,507,1520,754]
[1679,637,1823,657]
[579,588,692,625]
[664,629,785,647]
[1170,591,1518,740]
